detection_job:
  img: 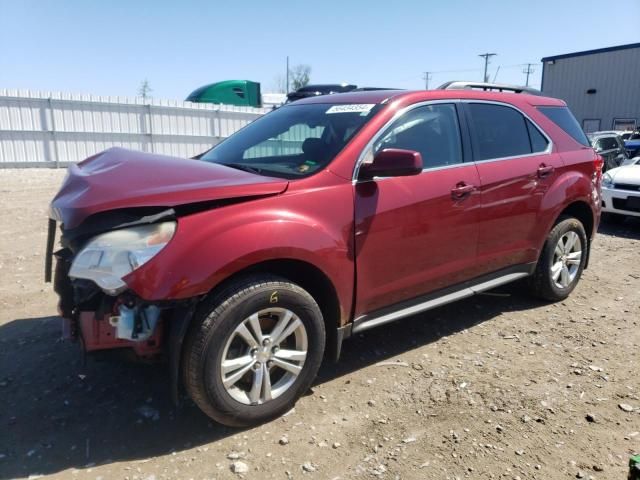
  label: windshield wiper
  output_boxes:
[222,163,263,175]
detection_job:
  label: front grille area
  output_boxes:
[612,197,640,212]
[614,183,640,191]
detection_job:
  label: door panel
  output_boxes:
[354,103,482,317]
[463,102,564,274]
[354,165,481,316]
[474,154,563,273]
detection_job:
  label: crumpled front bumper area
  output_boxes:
[53,250,165,358]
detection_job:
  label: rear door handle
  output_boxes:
[451,183,476,200]
[537,164,555,178]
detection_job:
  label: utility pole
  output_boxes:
[523,63,535,87]
[286,56,290,93]
[478,53,497,83]
[422,71,432,90]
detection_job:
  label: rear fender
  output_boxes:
[537,168,598,255]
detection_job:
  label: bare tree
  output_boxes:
[272,74,287,93]
[289,65,311,91]
[138,79,153,101]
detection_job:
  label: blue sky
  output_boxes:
[1,0,639,100]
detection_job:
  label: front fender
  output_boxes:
[124,186,355,320]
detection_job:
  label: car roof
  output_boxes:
[590,131,622,136]
[293,89,565,107]
[295,84,357,92]
[588,132,620,139]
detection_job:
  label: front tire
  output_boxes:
[182,275,325,427]
[528,216,588,301]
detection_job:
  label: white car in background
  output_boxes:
[602,162,640,220]
[621,156,640,166]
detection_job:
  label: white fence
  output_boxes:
[0,89,270,167]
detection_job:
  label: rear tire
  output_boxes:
[527,216,587,301]
[182,274,325,427]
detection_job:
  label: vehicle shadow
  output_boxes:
[0,285,545,479]
[597,215,640,239]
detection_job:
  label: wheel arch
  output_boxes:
[559,200,595,240]
[547,199,597,270]
[217,258,343,355]
[171,258,346,405]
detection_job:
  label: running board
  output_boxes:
[351,271,530,334]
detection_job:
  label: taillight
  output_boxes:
[594,154,604,172]
[593,154,604,185]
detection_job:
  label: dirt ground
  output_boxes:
[0,168,638,480]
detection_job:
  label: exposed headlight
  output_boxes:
[69,222,176,295]
[602,172,614,188]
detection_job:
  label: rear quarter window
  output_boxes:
[538,106,590,147]
[526,119,549,153]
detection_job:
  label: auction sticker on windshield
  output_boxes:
[326,104,375,115]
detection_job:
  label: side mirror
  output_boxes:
[359,148,423,180]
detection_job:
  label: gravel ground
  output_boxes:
[0,168,638,480]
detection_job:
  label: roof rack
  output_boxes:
[437,81,542,96]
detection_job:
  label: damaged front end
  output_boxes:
[47,210,186,361]
[43,147,291,404]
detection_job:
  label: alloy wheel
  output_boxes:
[550,231,582,289]
[220,308,308,405]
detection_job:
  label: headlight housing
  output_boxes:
[602,172,614,188]
[69,221,176,295]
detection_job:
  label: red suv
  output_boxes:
[48,83,602,426]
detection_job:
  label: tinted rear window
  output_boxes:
[538,106,589,147]
[466,103,532,160]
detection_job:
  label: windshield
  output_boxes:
[201,103,381,179]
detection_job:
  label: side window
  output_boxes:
[467,103,532,160]
[526,119,549,153]
[593,139,603,151]
[604,137,619,150]
[595,137,617,151]
[374,104,462,168]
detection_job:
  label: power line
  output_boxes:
[414,61,541,89]
[478,53,497,82]
[428,68,483,74]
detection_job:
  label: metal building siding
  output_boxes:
[0,89,269,166]
[541,46,640,131]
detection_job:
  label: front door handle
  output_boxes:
[451,183,476,200]
[537,164,555,178]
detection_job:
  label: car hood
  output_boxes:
[50,147,288,229]
[607,164,640,184]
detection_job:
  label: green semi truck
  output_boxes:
[186,80,262,107]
